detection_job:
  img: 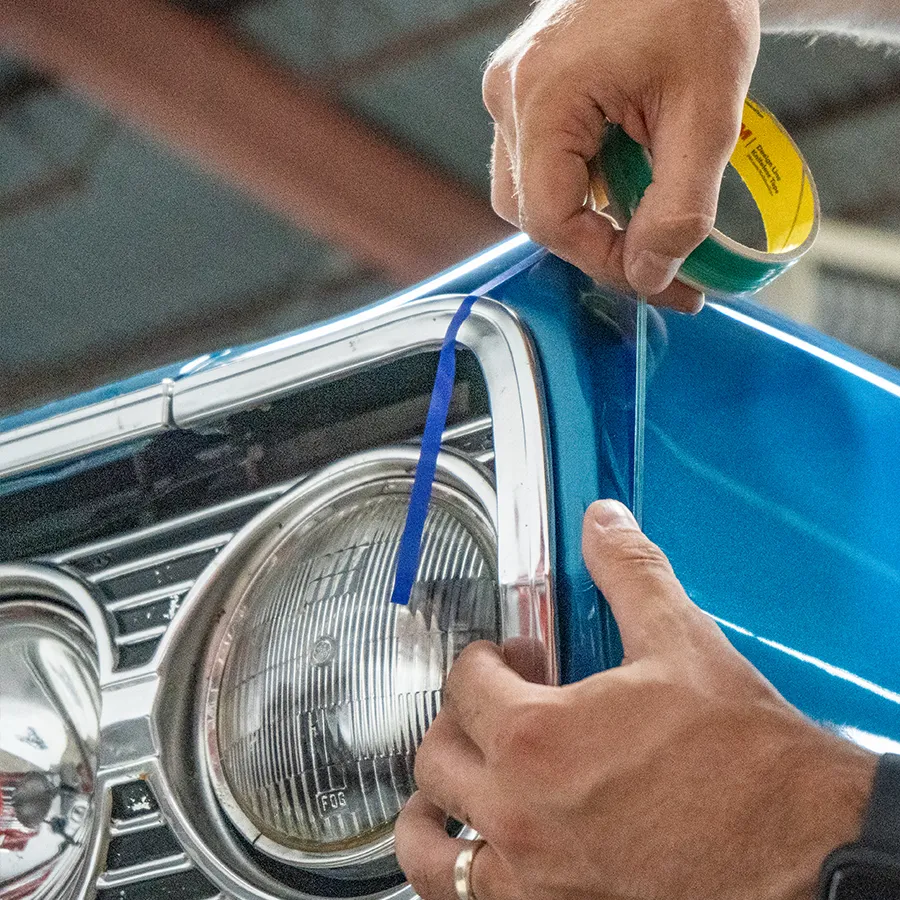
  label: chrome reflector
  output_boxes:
[202,451,499,872]
[0,602,100,900]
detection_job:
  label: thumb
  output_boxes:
[622,99,742,296]
[581,500,702,660]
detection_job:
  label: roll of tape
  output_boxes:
[593,97,819,295]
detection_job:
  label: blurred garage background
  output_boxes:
[2,0,900,416]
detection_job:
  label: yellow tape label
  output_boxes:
[729,98,815,254]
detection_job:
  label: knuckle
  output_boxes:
[401,855,435,900]
[606,528,673,575]
[665,209,716,251]
[416,867,444,900]
[413,736,437,792]
[518,206,561,248]
[489,697,557,762]
[446,641,488,691]
[394,816,424,886]
[712,109,744,152]
[491,190,519,226]
[394,816,413,864]
[482,61,510,119]
[507,44,547,98]
[443,648,474,699]
[486,805,539,859]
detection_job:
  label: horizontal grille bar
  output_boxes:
[88,534,233,583]
[108,811,165,837]
[96,852,193,889]
[50,481,294,565]
[115,624,168,647]
[106,579,196,613]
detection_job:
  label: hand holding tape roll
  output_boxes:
[481,0,788,307]
[592,97,819,296]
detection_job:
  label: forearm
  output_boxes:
[761,0,900,41]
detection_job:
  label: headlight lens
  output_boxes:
[0,601,100,900]
[204,467,498,872]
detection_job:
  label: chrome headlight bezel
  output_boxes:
[196,447,498,872]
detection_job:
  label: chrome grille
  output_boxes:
[32,417,495,900]
[97,782,220,900]
[46,483,302,670]
[2,283,556,900]
[45,419,494,674]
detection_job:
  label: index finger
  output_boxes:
[513,89,630,291]
[512,87,704,311]
[441,641,543,751]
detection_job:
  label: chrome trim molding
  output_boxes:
[172,297,530,426]
[440,415,492,442]
[106,580,197,614]
[0,380,174,480]
[108,811,165,837]
[0,234,535,485]
[115,625,169,646]
[85,534,235,584]
[49,482,293,566]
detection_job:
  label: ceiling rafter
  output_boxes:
[0,66,53,118]
[0,0,511,285]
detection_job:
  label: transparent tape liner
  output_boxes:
[392,97,819,601]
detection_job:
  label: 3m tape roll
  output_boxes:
[594,97,819,295]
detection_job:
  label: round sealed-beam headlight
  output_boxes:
[201,449,499,874]
[0,600,100,900]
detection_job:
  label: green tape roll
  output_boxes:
[597,97,820,295]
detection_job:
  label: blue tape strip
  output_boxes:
[390,247,548,605]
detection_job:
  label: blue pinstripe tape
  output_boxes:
[390,247,549,605]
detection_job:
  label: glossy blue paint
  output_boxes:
[463,243,900,750]
[638,298,900,744]
[487,251,634,682]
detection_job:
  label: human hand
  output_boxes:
[395,499,877,900]
[483,0,762,312]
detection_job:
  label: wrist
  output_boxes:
[780,728,877,900]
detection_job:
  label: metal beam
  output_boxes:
[828,192,900,228]
[809,219,900,283]
[0,66,52,117]
[0,0,511,284]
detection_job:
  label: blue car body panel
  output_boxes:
[3,238,899,745]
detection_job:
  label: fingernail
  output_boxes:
[587,500,638,530]
[674,292,705,316]
[627,250,683,295]
[687,293,706,315]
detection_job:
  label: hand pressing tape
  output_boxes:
[592,97,819,295]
